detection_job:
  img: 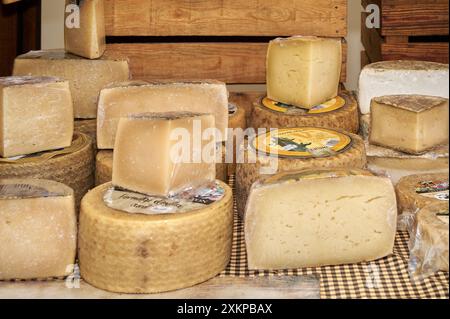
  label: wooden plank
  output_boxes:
[0,3,18,76]
[105,41,347,84]
[0,276,320,299]
[382,42,449,64]
[18,0,41,53]
[104,0,347,37]
[361,50,371,68]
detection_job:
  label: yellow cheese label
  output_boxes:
[251,127,352,158]
[415,180,449,201]
[262,96,346,115]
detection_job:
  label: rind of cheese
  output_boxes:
[245,169,397,269]
[0,178,76,280]
[358,60,449,114]
[78,181,233,294]
[64,0,105,59]
[97,80,229,148]
[0,76,73,158]
[251,91,359,133]
[74,119,97,150]
[235,128,367,218]
[13,50,130,119]
[267,36,342,108]
[227,103,247,175]
[396,173,449,213]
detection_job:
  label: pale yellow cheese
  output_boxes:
[370,95,449,154]
[0,76,73,158]
[97,80,229,148]
[64,0,105,59]
[0,179,77,280]
[13,50,130,119]
[245,169,397,270]
[113,112,216,197]
[266,36,342,108]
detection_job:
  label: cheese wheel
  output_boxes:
[79,181,233,294]
[396,173,449,213]
[75,119,97,149]
[236,127,367,218]
[360,114,371,140]
[227,103,247,175]
[250,91,359,134]
[0,133,94,208]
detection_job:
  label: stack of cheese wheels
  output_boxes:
[396,173,449,213]
[0,133,94,208]
[79,181,233,294]
[227,102,247,175]
[251,91,359,134]
[236,127,367,218]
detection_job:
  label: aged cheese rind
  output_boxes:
[13,50,130,119]
[64,0,106,59]
[369,95,449,154]
[113,113,216,197]
[245,169,397,269]
[0,133,94,209]
[74,119,97,150]
[0,179,76,280]
[0,76,73,158]
[251,91,359,133]
[358,61,449,114]
[267,36,342,108]
[359,114,371,140]
[78,181,233,294]
[236,128,367,218]
[396,173,449,213]
[97,80,229,148]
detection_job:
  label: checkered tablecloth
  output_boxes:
[220,176,449,299]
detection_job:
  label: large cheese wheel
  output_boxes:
[236,127,366,218]
[0,133,94,208]
[79,181,233,294]
[250,91,359,134]
[396,173,449,213]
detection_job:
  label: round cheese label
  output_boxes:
[415,180,449,201]
[103,182,225,215]
[261,96,346,115]
[251,127,352,158]
[228,103,238,116]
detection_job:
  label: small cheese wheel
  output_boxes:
[236,127,367,218]
[0,133,94,208]
[396,173,449,213]
[250,91,359,134]
[75,119,97,149]
[79,181,233,294]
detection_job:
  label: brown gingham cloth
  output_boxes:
[220,176,449,299]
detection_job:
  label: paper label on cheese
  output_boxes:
[415,180,449,201]
[228,103,237,116]
[251,127,352,158]
[104,182,225,215]
[261,96,346,114]
[0,183,63,199]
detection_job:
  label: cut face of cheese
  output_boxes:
[64,0,105,59]
[370,95,449,154]
[13,50,130,119]
[358,61,449,114]
[97,80,229,148]
[0,179,76,280]
[0,76,73,158]
[267,36,342,108]
[113,112,216,197]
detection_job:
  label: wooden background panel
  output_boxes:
[106,42,347,84]
[382,42,449,64]
[0,4,18,76]
[104,0,347,37]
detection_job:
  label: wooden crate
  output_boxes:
[361,0,449,64]
[104,0,348,85]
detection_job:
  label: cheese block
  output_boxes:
[64,0,105,59]
[13,50,130,118]
[396,173,449,214]
[236,127,367,218]
[245,169,397,270]
[227,103,247,175]
[0,76,73,158]
[97,80,229,148]
[251,91,359,134]
[267,36,342,108]
[74,119,97,149]
[79,181,233,293]
[367,143,449,184]
[410,202,449,275]
[0,179,76,280]
[113,112,216,197]
[358,61,449,114]
[359,114,371,140]
[0,133,94,209]
[370,95,449,154]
